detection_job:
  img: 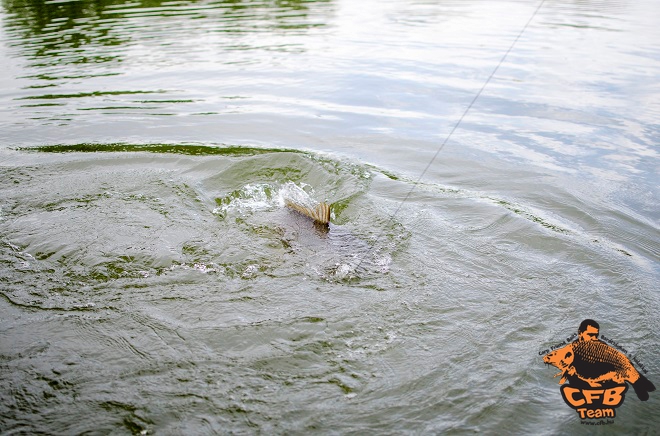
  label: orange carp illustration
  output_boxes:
[543,340,656,401]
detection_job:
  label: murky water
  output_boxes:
[1,0,658,434]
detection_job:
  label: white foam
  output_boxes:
[213,181,323,218]
[278,181,317,209]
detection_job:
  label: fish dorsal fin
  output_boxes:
[314,202,331,224]
[285,200,331,225]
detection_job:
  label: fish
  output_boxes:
[281,185,394,278]
[543,340,656,401]
[285,199,331,226]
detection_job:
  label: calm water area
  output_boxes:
[1,0,659,434]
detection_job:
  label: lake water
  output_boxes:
[1,0,658,433]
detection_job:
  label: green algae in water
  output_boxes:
[22,142,302,156]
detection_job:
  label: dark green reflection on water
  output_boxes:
[2,0,333,67]
[3,0,127,65]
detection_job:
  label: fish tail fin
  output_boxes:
[285,200,331,225]
[632,374,656,401]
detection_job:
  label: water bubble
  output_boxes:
[241,264,259,279]
[334,263,353,279]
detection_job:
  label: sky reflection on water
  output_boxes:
[1,0,657,187]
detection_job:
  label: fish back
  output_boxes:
[571,341,635,381]
[573,341,628,367]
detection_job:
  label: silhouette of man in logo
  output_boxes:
[577,319,600,342]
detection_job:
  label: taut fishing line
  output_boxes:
[352,0,547,276]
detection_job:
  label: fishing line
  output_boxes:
[352,0,546,275]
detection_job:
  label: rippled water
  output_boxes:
[1,0,659,434]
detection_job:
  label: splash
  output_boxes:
[213,181,332,221]
[212,183,278,218]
